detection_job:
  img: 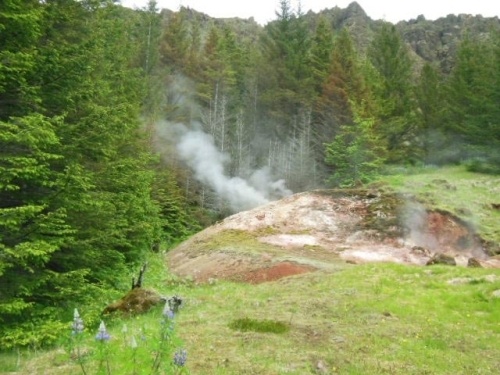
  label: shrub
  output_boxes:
[229,318,290,334]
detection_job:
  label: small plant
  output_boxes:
[154,300,189,374]
[95,321,111,374]
[69,308,88,375]
[228,318,290,334]
[66,301,189,374]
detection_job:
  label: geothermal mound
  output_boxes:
[167,189,498,283]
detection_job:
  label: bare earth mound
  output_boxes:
[167,189,498,283]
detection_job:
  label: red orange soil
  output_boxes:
[241,262,316,284]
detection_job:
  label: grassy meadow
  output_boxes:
[2,261,498,374]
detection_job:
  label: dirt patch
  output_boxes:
[168,251,254,283]
[242,262,316,284]
[168,249,317,284]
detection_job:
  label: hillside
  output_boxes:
[1,1,499,372]
[2,167,499,374]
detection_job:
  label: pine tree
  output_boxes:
[311,27,376,180]
[368,23,416,161]
[309,16,334,96]
[0,0,165,347]
[325,116,386,187]
[259,0,313,130]
[414,63,446,162]
[160,8,190,72]
[315,28,366,134]
[445,34,500,149]
[0,0,43,119]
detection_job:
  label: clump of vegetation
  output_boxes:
[465,156,500,175]
[229,318,290,334]
[360,193,405,238]
[65,301,189,375]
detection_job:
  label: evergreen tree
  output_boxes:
[325,116,386,187]
[445,34,500,150]
[259,0,313,130]
[414,63,446,162]
[0,0,43,119]
[0,0,165,347]
[311,28,376,180]
[368,23,416,161]
[160,8,190,73]
[0,114,79,347]
[309,16,334,96]
[315,28,367,135]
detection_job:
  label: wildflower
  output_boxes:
[72,308,84,334]
[162,301,175,320]
[121,324,128,334]
[95,321,111,341]
[173,349,187,367]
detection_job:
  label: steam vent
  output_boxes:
[167,190,498,284]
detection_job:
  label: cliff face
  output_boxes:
[312,2,500,73]
[398,14,500,73]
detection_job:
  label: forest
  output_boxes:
[0,0,499,348]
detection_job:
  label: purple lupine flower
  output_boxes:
[95,321,111,341]
[162,301,175,320]
[173,349,187,367]
[72,308,84,334]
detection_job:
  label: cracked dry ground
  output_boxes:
[167,189,500,284]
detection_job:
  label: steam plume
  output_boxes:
[172,123,291,212]
[154,74,292,213]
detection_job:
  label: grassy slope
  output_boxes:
[1,166,500,374]
[177,264,500,374]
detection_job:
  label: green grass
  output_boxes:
[2,257,500,374]
[188,264,500,374]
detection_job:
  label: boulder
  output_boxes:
[467,257,483,268]
[426,253,456,266]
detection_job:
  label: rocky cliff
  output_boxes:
[164,2,500,75]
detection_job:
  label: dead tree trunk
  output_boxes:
[131,263,147,290]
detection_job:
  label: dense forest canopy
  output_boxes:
[0,0,499,347]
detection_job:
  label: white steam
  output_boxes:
[175,124,292,212]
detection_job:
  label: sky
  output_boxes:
[120,0,500,25]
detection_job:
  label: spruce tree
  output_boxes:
[368,23,416,162]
